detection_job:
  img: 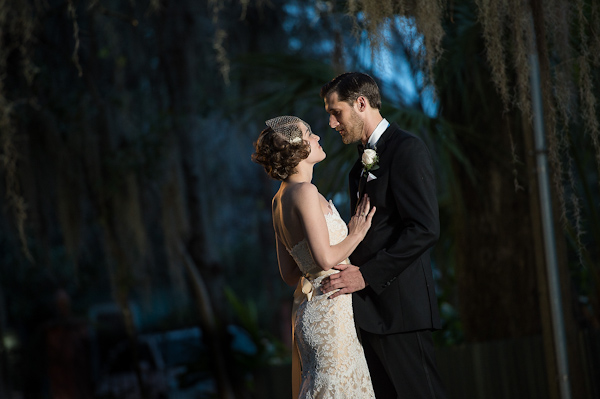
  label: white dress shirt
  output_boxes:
[367,118,389,149]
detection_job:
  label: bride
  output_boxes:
[252,116,376,398]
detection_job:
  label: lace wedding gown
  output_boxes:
[287,201,375,399]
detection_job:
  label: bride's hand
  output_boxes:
[347,195,376,239]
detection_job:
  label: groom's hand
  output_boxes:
[322,264,366,299]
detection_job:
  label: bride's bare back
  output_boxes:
[272,181,331,250]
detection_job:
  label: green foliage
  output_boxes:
[223,286,290,366]
[223,286,291,396]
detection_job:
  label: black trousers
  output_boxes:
[360,329,447,399]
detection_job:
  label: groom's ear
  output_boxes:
[356,96,367,112]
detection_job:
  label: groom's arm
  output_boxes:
[321,263,367,298]
[360,135,440,295]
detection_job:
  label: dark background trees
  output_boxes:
[0,0,598,398]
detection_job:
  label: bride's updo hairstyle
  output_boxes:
[252,116,311,181]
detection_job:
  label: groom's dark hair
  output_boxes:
[320,72,382,109]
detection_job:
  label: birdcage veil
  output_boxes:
[265,115,308,144]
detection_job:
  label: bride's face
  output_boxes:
[299,122,326,164]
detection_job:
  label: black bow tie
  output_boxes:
[357,142,375,155]
[357,143,365,155]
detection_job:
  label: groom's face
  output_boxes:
[324,92,364,145]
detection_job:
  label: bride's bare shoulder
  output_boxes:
[276,181,315,198]
[292,181,318,195]
[288,182,321,204]
[274,183,325,217]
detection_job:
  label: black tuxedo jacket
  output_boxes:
[349,123,441,335]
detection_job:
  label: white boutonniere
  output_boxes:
[361,148,379,176]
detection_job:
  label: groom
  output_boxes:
[321,72,447,399]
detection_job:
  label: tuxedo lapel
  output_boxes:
[356,172,368,212]
[349,158,362,210]
[371,123,396,156]
[351,124,397,210]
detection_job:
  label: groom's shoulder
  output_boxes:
[386,123,425,147]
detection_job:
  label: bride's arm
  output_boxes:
[275,234,302,287]
[295,183,375,271]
